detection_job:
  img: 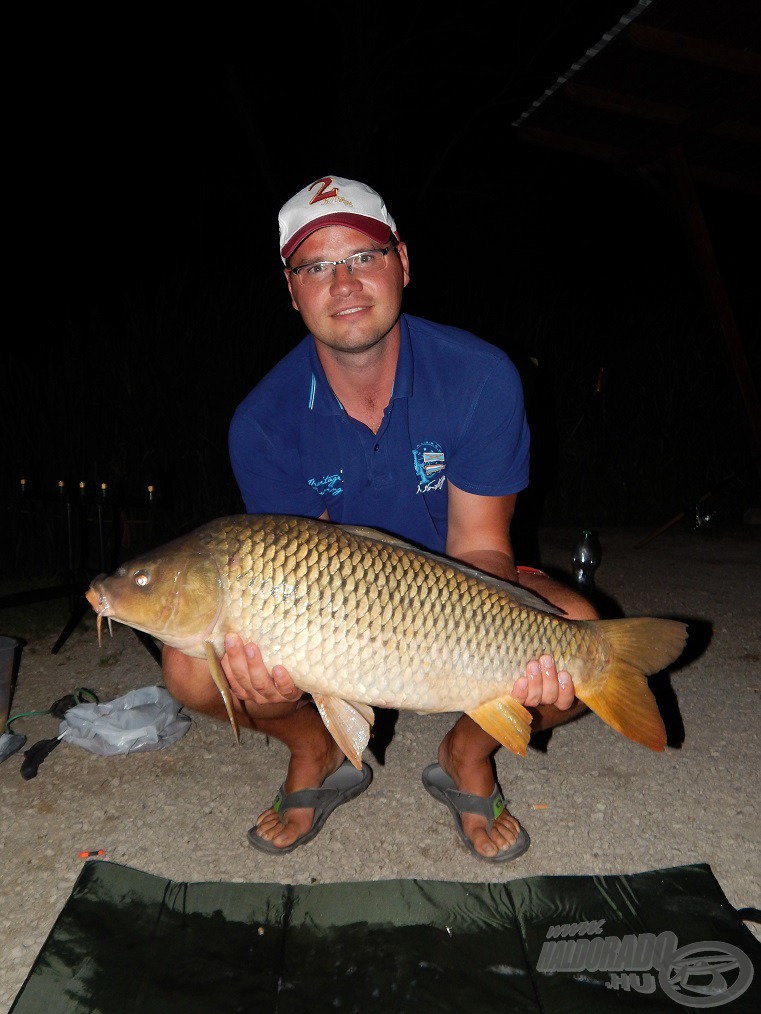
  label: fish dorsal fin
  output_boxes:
[336,524,562,616]
[467,696,532,757]
[335,524,416,550]
[312,694,375,770]
[469,576,564,615]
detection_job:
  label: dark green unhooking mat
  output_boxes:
[11,861,759,1013]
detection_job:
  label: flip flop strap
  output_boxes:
[273,784,342,813]
[443,786,506,822]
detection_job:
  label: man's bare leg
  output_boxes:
[437,573,597,858]
[162,645,345,850]
[249,704,346,849]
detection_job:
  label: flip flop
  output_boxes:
[247,759,373,854]
[422,763,530,863]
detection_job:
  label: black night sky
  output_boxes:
[9,2,761,538]
[29,5,655,311]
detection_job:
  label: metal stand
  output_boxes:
[3,483,162,666]
[49,493,162,666]
[50,495,90,654]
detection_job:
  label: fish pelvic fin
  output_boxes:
[204,641,241,746]
[467,696,532,757]
[312,694,374,770]
[575,618,688,752]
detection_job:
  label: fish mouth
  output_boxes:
[85,580,164,647]
[86,580,112,645]
[85,583,105,612]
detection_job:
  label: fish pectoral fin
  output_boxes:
[312,694,374,770]
[204,641,241,746]
[467,696,532,757]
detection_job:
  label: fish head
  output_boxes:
[86,534,223,652]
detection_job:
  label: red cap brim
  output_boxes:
[281,213,392,260]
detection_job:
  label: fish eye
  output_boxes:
[134,570,150,587]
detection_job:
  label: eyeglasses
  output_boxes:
[289,247,394,286]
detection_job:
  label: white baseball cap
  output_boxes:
[279,175,398,263]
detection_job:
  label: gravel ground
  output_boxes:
[1,523,759,1010]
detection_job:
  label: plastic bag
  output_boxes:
[59,686,191,755]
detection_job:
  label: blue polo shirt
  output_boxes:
[229,314,530,554]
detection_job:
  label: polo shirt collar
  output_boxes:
[394,314,414,399]
[305,339,343,415]
[305,315,414,415]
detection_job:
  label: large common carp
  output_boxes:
[86,514,688,768]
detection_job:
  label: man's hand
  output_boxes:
[221,634,303,705]
[511,655,576,710]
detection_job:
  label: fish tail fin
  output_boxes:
[467,697,532,757]
[595,617,688,676]
[576,618,688,752]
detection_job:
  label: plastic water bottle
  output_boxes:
[572,529,602,591]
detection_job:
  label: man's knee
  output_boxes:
[161,645,217,711]
[517,571,599,621]
[564,593,599,621]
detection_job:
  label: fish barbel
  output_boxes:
[86,514,688,768]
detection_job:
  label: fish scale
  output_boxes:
[201,517,612,709]
[86,514,688,766]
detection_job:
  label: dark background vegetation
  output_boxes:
[4,3,760,584]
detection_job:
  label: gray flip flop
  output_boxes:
[248,759,373,854]
[422,762,530,863]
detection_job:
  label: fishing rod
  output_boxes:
[634,455,760,549]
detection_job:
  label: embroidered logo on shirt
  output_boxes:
[412,441,447,494]
[308,473,343,498]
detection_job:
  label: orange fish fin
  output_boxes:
[204,641,240,746]
[595,618,688,676]
[575,617,687,752]
[576,659,667,751]
[466,696,532,757]
[312,694,374,769]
